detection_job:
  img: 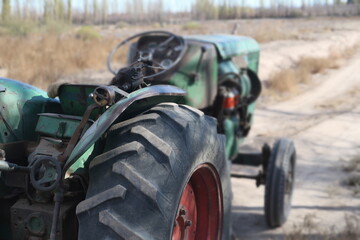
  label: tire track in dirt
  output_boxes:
[231,40,360,239]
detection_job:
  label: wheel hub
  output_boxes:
[172,164,222,240]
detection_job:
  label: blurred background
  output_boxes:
[0,0,359,89]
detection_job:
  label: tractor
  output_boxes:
[0,31,296,240]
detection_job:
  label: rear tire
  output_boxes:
[264,138,296,228]
[76,103,232,240]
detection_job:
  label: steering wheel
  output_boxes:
[107,31,187,80]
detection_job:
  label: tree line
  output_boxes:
[1,0,360,25]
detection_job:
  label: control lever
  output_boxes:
[0,149,29,173]
[194,46,207,77]
[0,161,30,173]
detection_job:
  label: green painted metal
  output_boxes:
[58,84,103,118]
[164,35,261,159]
[223,117,239,160]
[186,34,260,73]
[35,114,92,139]
[68,145,94,173]
[218,60,240,76]
[0,78,61,143]
[168,43,218,109]
[240,72,252,98]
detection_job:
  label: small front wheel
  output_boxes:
[264,138,296,228]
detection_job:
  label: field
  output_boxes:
[0,17,357,89]
[1,17,360,239]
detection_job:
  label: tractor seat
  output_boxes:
[47,80,70,99]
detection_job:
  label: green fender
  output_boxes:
[64,85,186,172]
[0,78,61,143]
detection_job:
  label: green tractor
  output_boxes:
[0,31,296,240]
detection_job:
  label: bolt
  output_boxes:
[179,208,186,216]
[185,220,192,227]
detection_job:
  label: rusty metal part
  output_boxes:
[91,85,129,107]
[30,138,66,160]
[91,86,115,106]
[58,103,99,163]
[49,188,64,240]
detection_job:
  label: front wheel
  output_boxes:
[76,103,232,240]
[264,138,296,228]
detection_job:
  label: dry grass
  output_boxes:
[75,26,101,40]
[249,23,299,43]
[182,21,202,30]
[0,19,358,91]
[316,85,360,110]
[0,34,118,89]
[285,214,360,240]
[267,45,358,95]
[343,156,360,172]
[343,156,360,195]
[268,67,311,94]
[297,56,340,74]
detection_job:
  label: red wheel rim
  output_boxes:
[172,164,223,240]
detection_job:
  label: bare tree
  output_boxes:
[101,0,107,24]
[67,0,72,23]
[93,0,98,23]
[15,0,21,19]
[84,0,89,23]
[54,0,65,21]
[1,0,11,22]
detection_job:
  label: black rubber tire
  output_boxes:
[264,138,296,228]
[76,103,232,240]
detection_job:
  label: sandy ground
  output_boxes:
[231,21,360,239]
[258,20,360,81]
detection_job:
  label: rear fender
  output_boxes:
[64,85,186,171]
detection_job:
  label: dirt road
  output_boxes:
[231,29,360,239]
